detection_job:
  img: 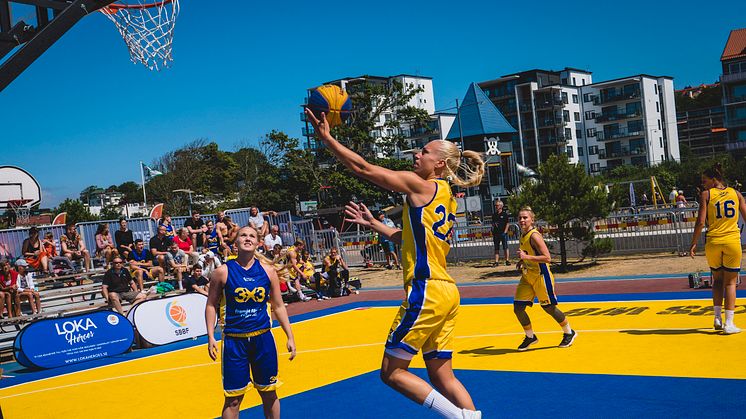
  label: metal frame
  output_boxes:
[0,0,116,92]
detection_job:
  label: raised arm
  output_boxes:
[344,202,403,245]
[689,190,709,258]
[305,109,430,197]
[265,261,296,360]
[205,265,226,361]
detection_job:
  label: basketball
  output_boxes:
[169,303,187,325]
[307,84,352,128]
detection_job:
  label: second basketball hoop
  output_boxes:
[100,0,180,71]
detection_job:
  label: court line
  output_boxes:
[1,325,717,399]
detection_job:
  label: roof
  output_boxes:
[445,83,516,140]
[721,28,746,61]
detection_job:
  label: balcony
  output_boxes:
[721,71,746,83]
[595,108,642,123]
[593,89,641,105]
[595,129,645,141]
[302,127,315,136]
[538,135,567,146]
[537,117,566,128]
[519,103,533,112]
[534,96,563,110]
[300,112,307,122]
[598,147,647,159]
[724,94,746,105]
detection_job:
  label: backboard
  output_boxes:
[0,166,41,209]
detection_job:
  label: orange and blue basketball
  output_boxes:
[307,84,352,128]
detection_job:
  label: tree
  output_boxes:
[117,181,142,203]
[508,155,611,269]
[55,198,97,224]
[100,205,122,221]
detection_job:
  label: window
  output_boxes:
[589,146,598,155]
[574,112,580,121]
[578,146,584,156]
[659,137,663,148]
[586,127,596,137]
[566,146,574,157]
[565,128,572,139]
[582,79,586,86]
[658,119,661,130]
[561,78,568,85]
[585,111,596,120]
[583,93,593,102]
[628,120,643,133]
[572,77,577,86]
[591,163,600,172]
[654,84,658,94]
[561,92,568,104]
[576,129,582,139]
[563,110,570,121]
[572,94,578,104]
[656,102,659,112]
[384,113,393,122]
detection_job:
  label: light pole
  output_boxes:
[173,189,194,216]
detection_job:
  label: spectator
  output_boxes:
[198,250,221,278]
[285,239,311,302]
[225,243,238,261]
[204,220,223,256]
[323,246,351,297]
[173,227,200,266]
[270,243,284,263]
[159,214,175,239]
[14,259,41,316]
[61,223,91,271]
[95,223,118,264]
[114,218,134,259]
[301,249,329,300]
[149,224,172,270]
[22,227,51,275]
[42,232,57,258]
[676,190,687,208]
[183,211,207,249]
[219,216,239,259]
[184,264,209,296]
[216,210,225,225]
[491,200,511,266]
[102,257,146,315]
[249,207,277,238]
[376,212,400,270]
[264,224,283,253]
[128,239,165,291]
[165,241,188,289]
[0,261,17,317]
[669,187,678,206]
[640,192,649,207]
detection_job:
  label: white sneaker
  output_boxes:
[714,318,723,331]
[462,409,482,419]
[723,325,741,335]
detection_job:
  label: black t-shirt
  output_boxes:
[184,218,205,231]
[103,268,132,293]
[184,275,208,293]
[491,210,510,234]
[115,230,134,250]
[149,235,171,253]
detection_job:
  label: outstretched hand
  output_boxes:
[344,201,374,227]
[304,108,331,140]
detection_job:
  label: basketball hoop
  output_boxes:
[8,199,32,227]
[100,0,180,71]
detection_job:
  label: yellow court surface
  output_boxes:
[2,298,746,418]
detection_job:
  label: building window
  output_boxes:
[656,102,659,112]
[628,119,643,133]
[561,78,567,84]
[565,128,572,139]
[583,93,593,102]
[585,111,595,120]
[582,79,586,86]
[576,129,582,139]
[586,128,596,137]
[572,77,577,86]
[572,94,578,103]
[563,110,570,121]
[591,163,600,172]
[654,84,658,94]
[574,112,580,121]
[659,137,663,148]
[658,119,661,130]
[589,146,598,155]
[561,92,568,104]
[578,146,584,156]
[566,146,574,157]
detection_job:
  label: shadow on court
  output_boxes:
[619,328,720,336]
[458,345,555,356]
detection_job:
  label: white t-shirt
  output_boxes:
[18,272,36,292]
[264,233,283,249]
[249,213,265,229]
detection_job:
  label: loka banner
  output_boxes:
[13,311,134,369]
[127,293,207,346]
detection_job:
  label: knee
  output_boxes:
[513,303,527,315]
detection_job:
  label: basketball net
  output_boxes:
[100,0,180,71]
[8,200,31,227]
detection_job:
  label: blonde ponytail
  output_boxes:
[435,140,485,187]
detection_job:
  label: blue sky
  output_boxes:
[1,0,743,208]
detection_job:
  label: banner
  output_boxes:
[13,311,134,369]
[127,293,208,346]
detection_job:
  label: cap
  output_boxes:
[15,259,28,267]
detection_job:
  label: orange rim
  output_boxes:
[103,0,172,12]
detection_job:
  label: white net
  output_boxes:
[101,0,180,71]
[8,201,31,227]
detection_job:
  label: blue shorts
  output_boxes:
[380,239,396,253]
[493,232,508,251]
[222,331,281,397]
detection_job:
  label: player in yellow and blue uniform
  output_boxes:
[513,207,576,351]
[306,106,484,419]
[690,163,746,334]
[205,226,296,419]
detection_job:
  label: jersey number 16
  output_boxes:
[715,200,736,219]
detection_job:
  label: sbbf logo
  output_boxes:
[166,301,188,328]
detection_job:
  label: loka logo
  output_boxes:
[55,318,97,346]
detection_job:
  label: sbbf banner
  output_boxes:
[13,311,134,369]
[128,293,207,346]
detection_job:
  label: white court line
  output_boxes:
[1,326,714,400]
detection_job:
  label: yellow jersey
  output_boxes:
[401,179,456,287]
[519,228,543,274]
[707,187,741,243]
